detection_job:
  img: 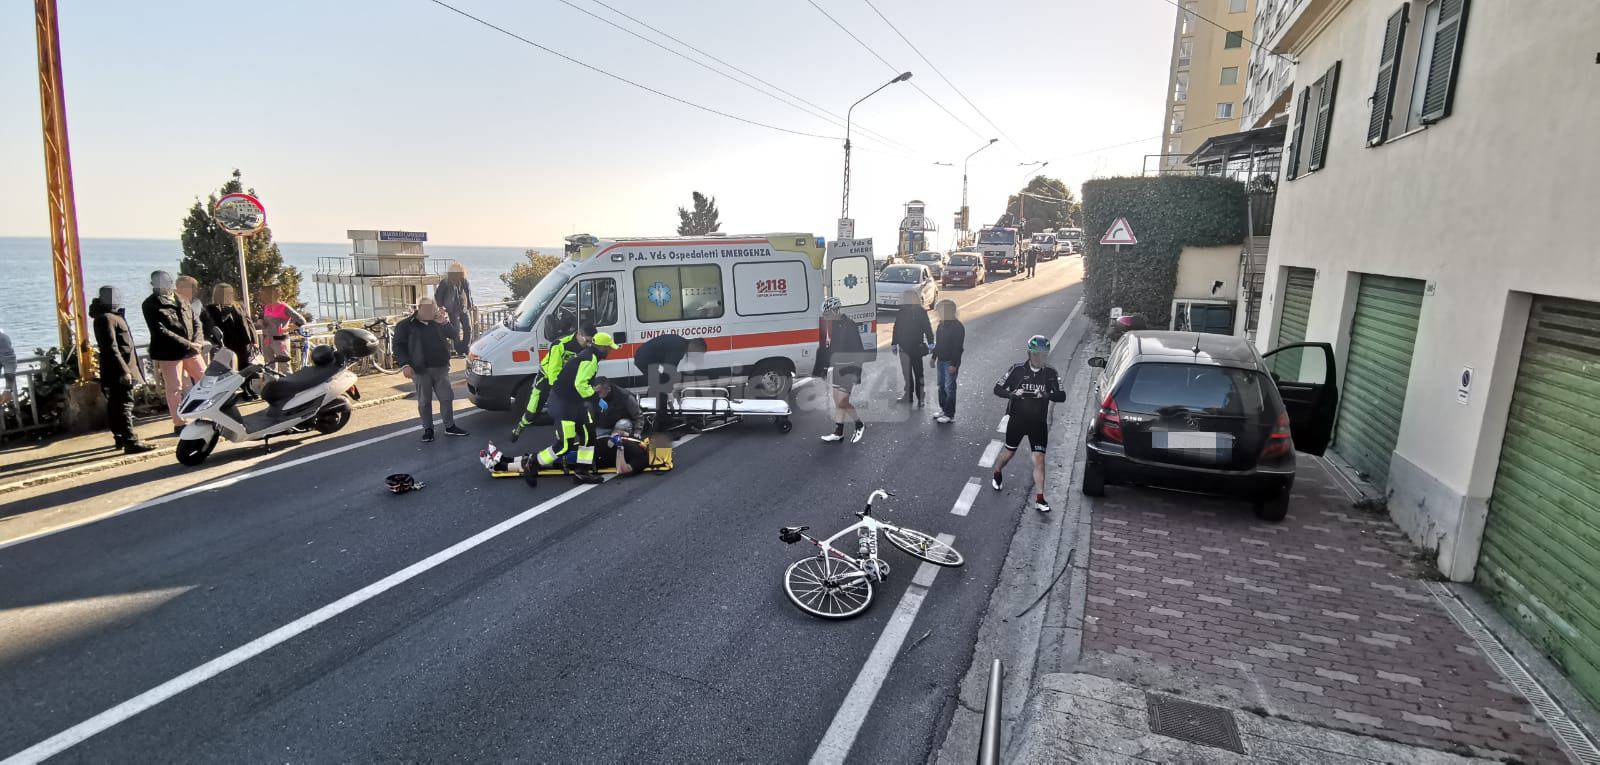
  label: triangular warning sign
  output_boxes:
[1100,217,1138,246]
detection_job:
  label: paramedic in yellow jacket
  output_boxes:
[537,332,617,478]
[511,321,592,441]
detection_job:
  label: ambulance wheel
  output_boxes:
[778,417,793,433]
[747,361,793,399]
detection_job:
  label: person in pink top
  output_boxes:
[257,284,306,374]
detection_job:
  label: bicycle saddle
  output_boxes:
[779,526,809,544]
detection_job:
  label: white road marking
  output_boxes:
[1048,298,1084,355]
[950,479,981,517]
[810,533,956,764]
[978,440,1003,468]
[0,409,487,552]
[997,414,1008,433]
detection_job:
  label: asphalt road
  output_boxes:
[0,258,1084,763]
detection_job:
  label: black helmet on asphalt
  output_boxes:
[386,473,425,494]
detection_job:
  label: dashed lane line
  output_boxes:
[978,440,1003,469]
[950,479,981,517]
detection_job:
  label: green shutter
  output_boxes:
[1420,0,1470,123]
[1309,62,1340,171]
[1479,297,1600,707]
[1272,268,1316,377]
[1332,275,1425,487]
[1367,5,1409,146]
[1285,87,1310,180]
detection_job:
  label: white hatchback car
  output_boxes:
[876,263,939,311]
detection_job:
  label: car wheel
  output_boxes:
[1081,458,1106,497]
[1253,490,1291,522]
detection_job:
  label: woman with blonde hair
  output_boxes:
[930,298,966,424]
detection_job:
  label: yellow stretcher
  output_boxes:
[482,439,675,478]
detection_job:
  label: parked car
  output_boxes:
[1083,331,1338,521]
[876,263,939,310]
[912,250,948,279]
[941,252,986,288]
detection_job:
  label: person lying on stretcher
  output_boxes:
[481,426,653,479]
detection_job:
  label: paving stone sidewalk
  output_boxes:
[1077,457,1565,762]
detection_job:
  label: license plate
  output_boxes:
[1154,431,1230,449]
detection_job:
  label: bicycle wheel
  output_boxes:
[884,527,964,567]
[784,555,873,619]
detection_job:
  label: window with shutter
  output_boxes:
[1367,5,1409,146]
[1285,86,1310,180]
[1308,62,1340,171]
[1420,0,1469,123]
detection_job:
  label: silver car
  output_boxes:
[911,250,947,279]
[876,263,939,311]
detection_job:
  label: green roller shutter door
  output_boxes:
[1479,297,1600,706]
[1272,268,1316,378]
[1332,275,1425,487]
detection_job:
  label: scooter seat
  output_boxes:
[261,363,343,405]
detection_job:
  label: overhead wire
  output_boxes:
[856,0,1022,152]
[426,0,838,141]
[580,0,913,152]
[801,0,989,141]
[1153,0,1293,62]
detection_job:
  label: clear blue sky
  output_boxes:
[1,0,1173,248]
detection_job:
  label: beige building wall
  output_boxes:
[1256,0,1600,580]
[1159,0,1257,171]
[1174,245,1238,300]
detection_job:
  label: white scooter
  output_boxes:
[175,328,377,466]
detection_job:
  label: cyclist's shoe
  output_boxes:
[820,432,844,443]
[851,424,866,443]
[990,471,1003,491]
[1035,495,1052,513]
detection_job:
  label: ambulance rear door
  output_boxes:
[826,238,878,362]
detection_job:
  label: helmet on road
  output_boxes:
[821,296,843,313]
[386,473,425,494]
[1026,335,1051,353]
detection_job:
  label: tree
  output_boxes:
[675,191,722,236]
[501,250,565,301]
[994,176,1081,237]
[179,169,303,314]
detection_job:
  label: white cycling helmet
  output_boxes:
[821,296,843,313]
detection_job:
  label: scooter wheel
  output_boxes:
[176,430,219,466]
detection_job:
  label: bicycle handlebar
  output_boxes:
[859,489,893,516]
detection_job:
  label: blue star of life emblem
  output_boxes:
[647,281,673,307]
[843,274,860,290]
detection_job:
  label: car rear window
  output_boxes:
[1118,363,1271,416]
[949,255,979,266]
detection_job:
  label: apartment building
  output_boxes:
[1157,0,1257,172]
[1256,0,1600,706]
[1240,0,1297,128]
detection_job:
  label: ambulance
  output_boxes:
[466,233,877,411]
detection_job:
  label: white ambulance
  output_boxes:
[466,233,877,411]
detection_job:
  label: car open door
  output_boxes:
[825,238,878,362]
[1262,342,1339,455]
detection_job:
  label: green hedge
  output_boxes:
[1080,175,1246,330]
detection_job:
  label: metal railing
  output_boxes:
[978,658,1003,765]
[286,300,518,372]
[0,358,47,438]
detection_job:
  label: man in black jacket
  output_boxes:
[633,333,706,431]
[395,296,469,443]
[990,334,1067,512]
[142,270,204,433]
[891,305,934,407]
[92,286,154,453]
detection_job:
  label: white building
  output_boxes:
[313,230,447,321]
[1257,0,1600,705]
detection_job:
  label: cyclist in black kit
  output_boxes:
[991,334,1067,512]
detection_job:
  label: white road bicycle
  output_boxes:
[778,489,964,619]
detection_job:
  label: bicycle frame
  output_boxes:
[795,510,916,583]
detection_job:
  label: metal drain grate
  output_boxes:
[1145,694,1245,754]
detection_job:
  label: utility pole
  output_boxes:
[34,0,94,385]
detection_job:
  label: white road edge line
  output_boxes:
[0,408,486,552]
[1,433,703,765]
[1048,297,1084,354]
[996,414,1008,433]
[809,533,956,764]
[978,440,1003,469]
[950,479,981,517]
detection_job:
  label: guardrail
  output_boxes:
[0,357,47,438]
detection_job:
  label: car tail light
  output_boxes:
[1260,410,1293,460]
[1095,391,1123,443]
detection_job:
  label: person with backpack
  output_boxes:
[990,335,1067,512]
[814,297,866,443]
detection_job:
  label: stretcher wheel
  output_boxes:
[778,417,792,433]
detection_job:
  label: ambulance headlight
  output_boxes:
[469,357,493,376]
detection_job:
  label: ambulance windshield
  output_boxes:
[512,260,578,332]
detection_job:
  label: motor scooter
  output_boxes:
[175,328,377,466]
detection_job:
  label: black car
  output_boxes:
[1083,331,1338,521]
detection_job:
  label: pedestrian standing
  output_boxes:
[0,324,17,408]
[206,284,257,397]
[891,303,934,407]
[394,296,468,443]
[178,275,216,362]
[931,299,965,424]
[1024,247,1038,279]
[434,262,475,356]
[142,270,204,433]
[257,284,306,375]
[815,296,866,443]
[632,333,707,430]
[91,286,153,453]
[990,335,1067,512]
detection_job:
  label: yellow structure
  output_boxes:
[34,0,94,381]
[1157,0,1256,173]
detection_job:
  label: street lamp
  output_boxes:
[1017,161,1048,231]
[959,138,999,243]
[840,71,913,231]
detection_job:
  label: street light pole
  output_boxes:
[1017,161,1048,232]
[841,71,912,231]
[959,138,998,245]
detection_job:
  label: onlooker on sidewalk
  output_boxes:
[205,284,257,398]
[0,324,16,408]
[142,270,204,433]
[434,262,475,356]
[931,299,965,424]
[990,335,1066,513]
[891,303,934,407]
[395,296,467,443]
[815,296,866,443]
[90,286,153,453]
[1024,247,1038,279]
[257,284,306,375]
[179,276,216,361]
[632,332,706,430]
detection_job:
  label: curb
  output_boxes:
[0,375,463,496]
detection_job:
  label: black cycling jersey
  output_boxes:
[993,362,1066,421]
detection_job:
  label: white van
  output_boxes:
[467,233,877,411]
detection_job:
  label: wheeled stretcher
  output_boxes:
[641,386,793,434]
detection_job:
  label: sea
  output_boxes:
[0,237,563,356]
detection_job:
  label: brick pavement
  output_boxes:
[1078,457,1564,761]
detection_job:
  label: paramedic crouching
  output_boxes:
[591,377,643,437]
